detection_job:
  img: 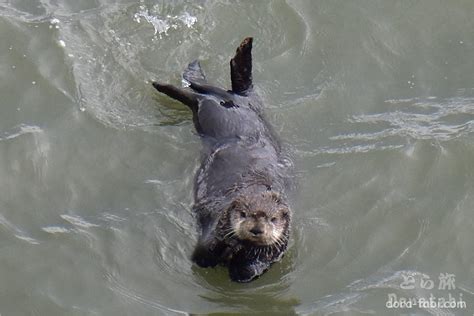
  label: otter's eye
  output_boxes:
[240,211,247,218]
[271,217,278,223]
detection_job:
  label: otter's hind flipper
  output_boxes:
[183,60,207,84]
[183,60,234,100]
[152,81,199,110]
[230,37,253,95]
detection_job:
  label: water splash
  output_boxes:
[134,7,197,37]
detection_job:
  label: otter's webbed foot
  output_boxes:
[228,257,270,283]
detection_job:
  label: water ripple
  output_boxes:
[105,272,187,315]
[335,97,474,143]
[0,124,50,179]
[0,213,40,245]
[296,143,403,157]
[42,226,71,234]
[60,214,100,228]
[0,124,43,141]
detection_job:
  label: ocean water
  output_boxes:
[1,0,474,315]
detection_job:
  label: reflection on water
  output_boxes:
[1,0,474,314]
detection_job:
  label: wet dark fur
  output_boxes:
[152,38,291,282]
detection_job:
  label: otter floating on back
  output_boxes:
[152,38,291,283]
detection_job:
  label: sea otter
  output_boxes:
[152,38,291,282]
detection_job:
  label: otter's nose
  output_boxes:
[250,227,264,236]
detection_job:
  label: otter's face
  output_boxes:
[227,191,290,247]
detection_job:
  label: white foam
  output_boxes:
[178,12,197,28]
[134,9,197,37]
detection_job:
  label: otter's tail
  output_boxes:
[230,37,253,95]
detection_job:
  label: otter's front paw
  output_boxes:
[229,264,258,283]
[228,260,269,283]
[192,246,219,268]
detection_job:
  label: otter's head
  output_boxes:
[226,191,290,247]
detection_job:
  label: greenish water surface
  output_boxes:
[1,0,474,315]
